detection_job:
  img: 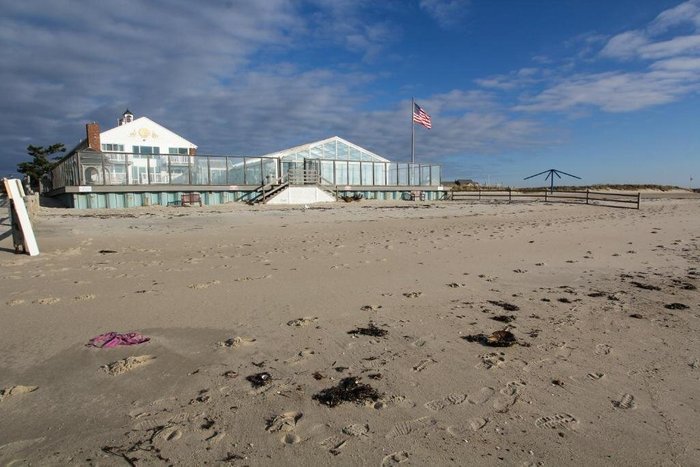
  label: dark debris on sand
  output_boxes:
[347,323,388,337]
[463,330,517,347]
[246,372,272,388]
[630,281,661,291]
[313,377,382,408]
[665,303,689,310]
[491,315,516,323]
[488,300,520,312]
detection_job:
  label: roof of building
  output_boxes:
[101,116,197,148]
[260,136,389,163]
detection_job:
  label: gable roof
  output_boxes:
[261,136,389,162]
[100,116,197,148]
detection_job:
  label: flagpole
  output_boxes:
[411,97,415,164]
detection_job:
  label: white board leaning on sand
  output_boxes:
[3,178,39,256]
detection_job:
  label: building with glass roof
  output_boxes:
[46,114,445,208]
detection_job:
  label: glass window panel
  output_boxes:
[361,162,373,185]
[374,163,386,186]
[323,142,336,160]
[335,161,348,185]
[209,157,227,184]
[104,153,127,185]
[320,160,334,184]
[362,151,375,161]
[262,158,277,183]
[397,163,409,185]
[431,165,441,185]
[129,154,149,184]
[387,163,398,186]
[348,162,360,185]
[337,143,349,161]
[244,158,262,185]
[310,146,323,159]
[421,165,431,186]
[349,148,361,161]
[191,157,209,184]
[147,155,168,184]
[227,157,245,184]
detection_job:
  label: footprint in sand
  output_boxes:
[385,417,429,439]
[467,387,495,405]
[267,412,303,433]
[287,317,318,327]
[188,280,220,289]
[612,393,636,409]
[101,355,155,376]
[381,451,409,466]
[284,348,315,365]
[342,423,370,437]
[6,299,25,307]
[320,435,348,455]
[535,413,577,430]
[216,336,256,348]
[34,297,60,305]
[0,385,38,402]
[425,394,467,411]
[447,417,488,438]
[595,344,612,355]
[160,427,183,442]
[282,433,301,444]
[402,292,422,298]
[73,294,96,301]
[412,358,436,372]
[476,352,506,370]
[493,395,518,413]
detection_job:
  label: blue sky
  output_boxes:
[1,0,699,186]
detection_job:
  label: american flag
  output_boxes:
[413,103,432,129]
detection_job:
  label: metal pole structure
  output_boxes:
[411,97,415,164]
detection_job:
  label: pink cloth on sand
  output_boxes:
[87,332,150,348]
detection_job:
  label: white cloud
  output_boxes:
[516,1,700,115]
[419,0,471,28]
[515,70,699,113]
[648,0,700,34]
[638,34,700,59]
[600,31,649,59]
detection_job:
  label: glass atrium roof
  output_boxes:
[261,136,390,163]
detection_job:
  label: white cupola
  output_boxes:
[118,109,134,126]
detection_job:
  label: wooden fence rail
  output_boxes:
[450,188,640,209]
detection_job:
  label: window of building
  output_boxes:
[132,146,160,155]
[102,143,125,151]
[168,147,189,155]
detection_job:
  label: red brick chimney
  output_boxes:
[188,147,197,156]
[86,122,101,151]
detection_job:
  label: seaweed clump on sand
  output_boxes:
[487,300,520,312]
[347,323,388,337]
[463,330,517,347]
[246,372,272,388]
[313,377,381,408]
[665,303,689,310]
[491,315,516,323]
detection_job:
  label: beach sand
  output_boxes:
[1,198,699,465]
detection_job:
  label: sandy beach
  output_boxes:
[1,198,699,466]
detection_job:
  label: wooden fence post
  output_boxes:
[586,189,589,205]
[544,190,548,202]
[637,192,641,209]
[508,187,512,203]
[478,189,481,201]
